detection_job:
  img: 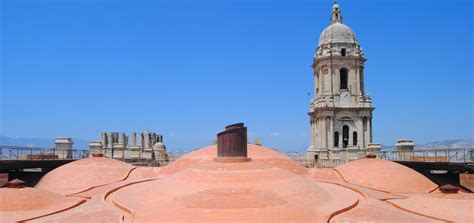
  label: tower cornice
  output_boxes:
[312,56,366,70]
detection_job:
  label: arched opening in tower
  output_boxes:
[342,125,349,148]
[340,68,348,90]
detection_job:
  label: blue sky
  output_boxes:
[1,0,473,152]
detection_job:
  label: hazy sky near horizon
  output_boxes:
[1,0,473,152]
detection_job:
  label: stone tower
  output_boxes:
[306,1,374,166]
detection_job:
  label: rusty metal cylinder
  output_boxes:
[217,123,248,158]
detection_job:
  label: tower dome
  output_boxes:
[318,1,357,46]
[318,23,356,46]
[314,1,363,58]
[153,142,166,151]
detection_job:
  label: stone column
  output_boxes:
[348,124,352,148]
[339,129,343,148]
[101,132,107,149]
[355,67,359,95]
[357,118,363,149]
[369,118,373,143]
[320,68,324,95]
[329,67,334,95]
[138,132,144,148]
[118,133,125,144]
[124,134,128,147]
[314,119,318,148]
[367,118,372,145]
[365,119,371,148]
[313,71,318,97]
[107,132,113,149]
[144,132,150,149]
[317,118,322,148]
[131,132,137,146]
[328,117,334,149]
[322,118,327,149]
[151,133,157,146]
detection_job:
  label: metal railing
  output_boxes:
[0,146,89,161]
[372,148,474,163]
[286,152,310,167]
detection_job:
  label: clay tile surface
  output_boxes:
[127,167,162,180]
[311,168,345,182]
[160,144,309,176]
[0,187,84,222]
[387,194,474,222]
[335,158,438,193]
[109,159,358,222]
[5,144,474,223]
[36,157,135,195]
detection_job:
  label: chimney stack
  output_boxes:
[214,123,251,163]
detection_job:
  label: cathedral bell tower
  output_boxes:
[306,1,374,165]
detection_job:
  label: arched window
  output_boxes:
[342,125,349,148]
[340,68,348,90]
[353,132,358,145]
[334,132,339,147]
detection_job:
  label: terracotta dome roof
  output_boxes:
[0,187,84,222]
[4,143,473,222]
[109,156,358,222]
[36,157,135,195]
[387,194,474,222]
[160,144,309,176]
[127,167,162,179]
[335,158,438,193]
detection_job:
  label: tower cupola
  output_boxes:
[331,1,342,24]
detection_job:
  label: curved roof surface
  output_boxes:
[36,157,135,195]
[319,23,356,46]
[335,158,438,193]
[3,144,473,222]
[0,187,84,222]
[110,159,358,222]
[160,144,309,176]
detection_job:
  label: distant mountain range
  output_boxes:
[0,136,90,149]
[383,139,474,150]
